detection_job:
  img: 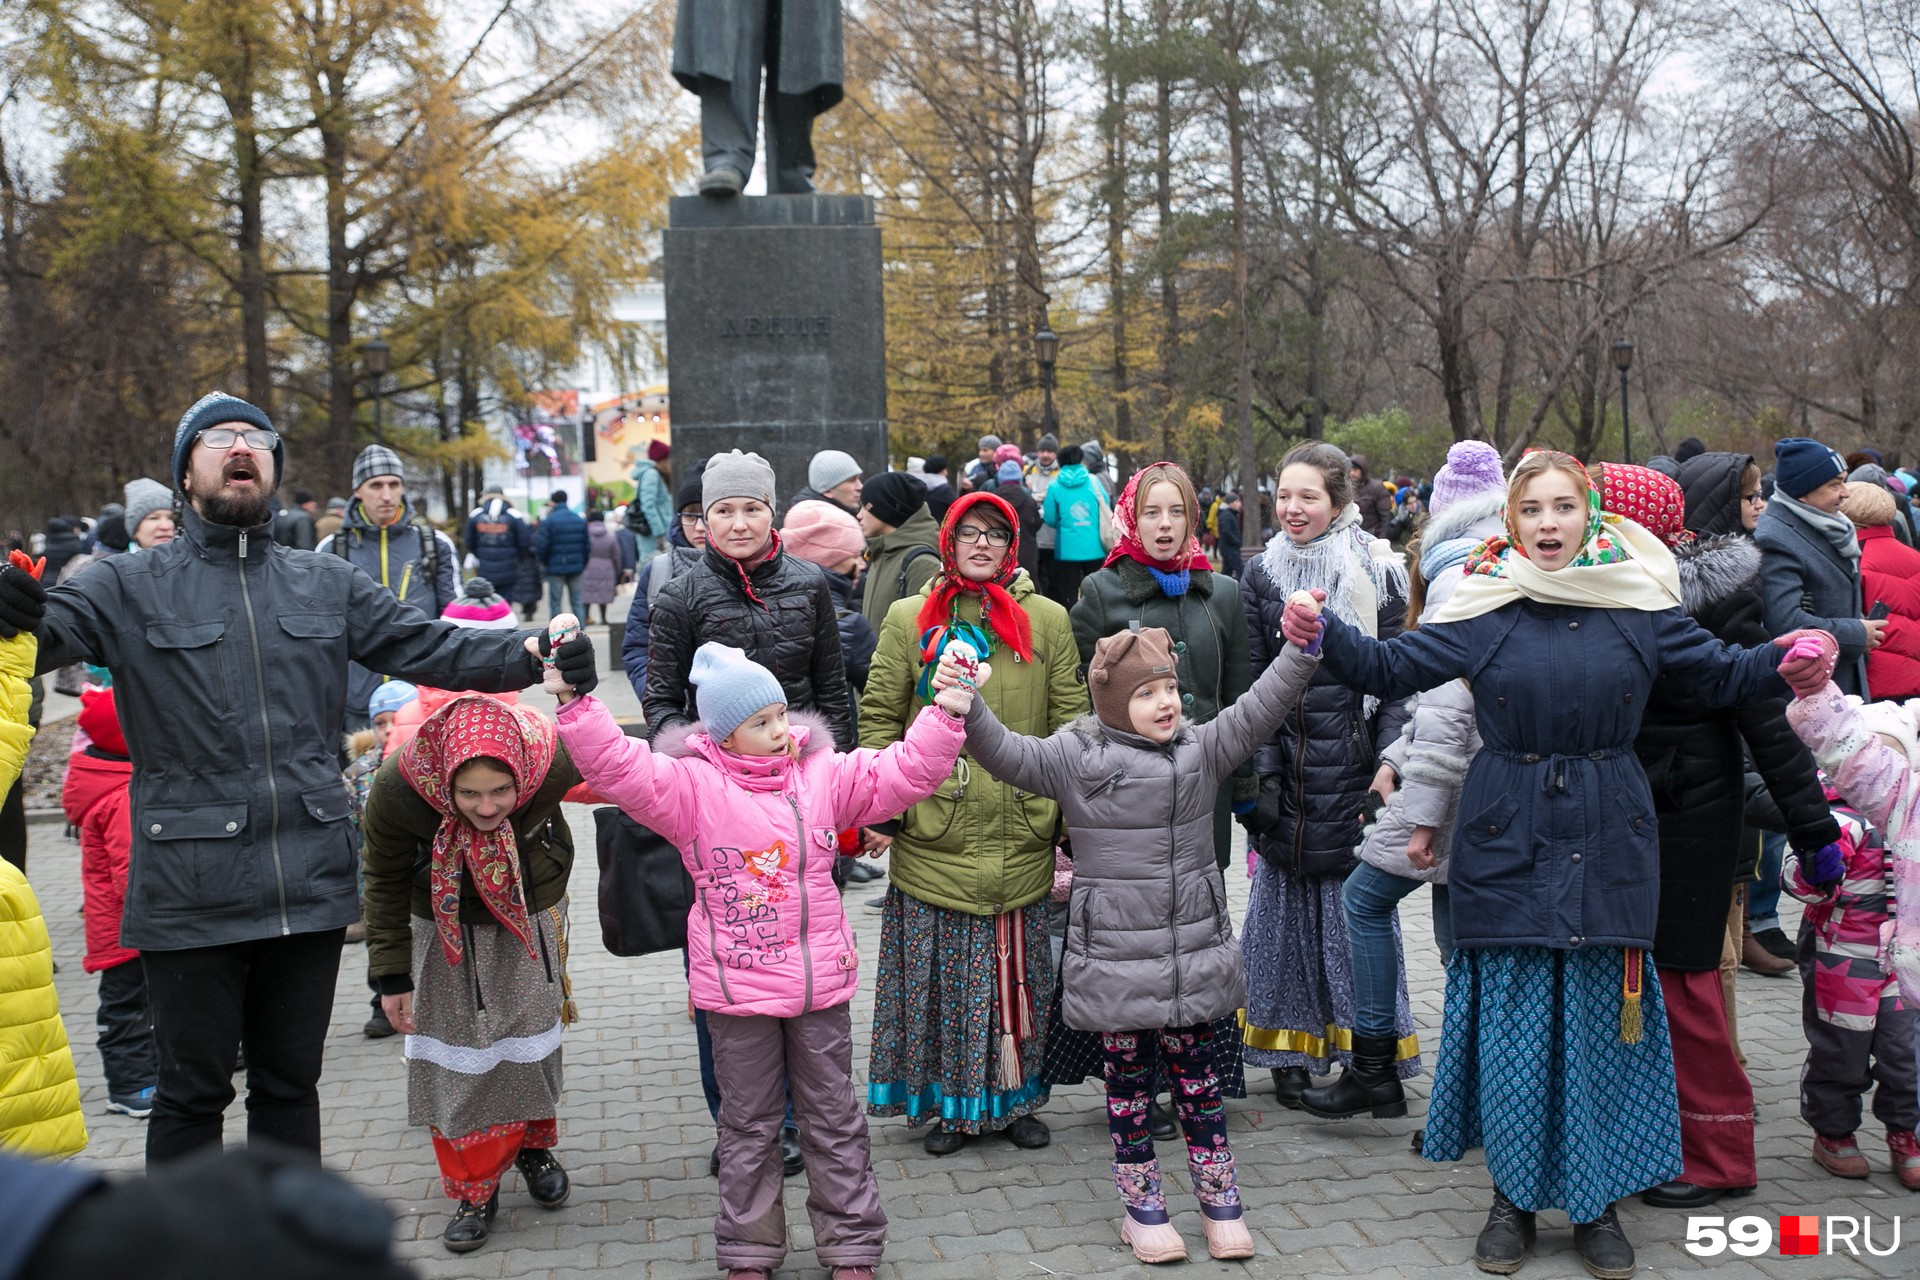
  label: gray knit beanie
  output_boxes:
[690,643,789,744]
[807,449,862,493]
[353,444,405,491]
[123,478,174,534]
[702,449,778,512]
[172,391,278,488]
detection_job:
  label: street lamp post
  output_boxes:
[1033,320,1059,443]
[1611,338,1634,464]
[363,339,391,447]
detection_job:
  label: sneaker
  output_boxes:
[1752,925,1795,960]
[1814,1132,1871,1179]
[363,1008,397,1039]
[106,1087,155,1119]
[1889,1130,1920,1190]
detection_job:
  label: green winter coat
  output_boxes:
[359,746,582,989]
[862,572,1086,915]
[1070,558,1256,866]
[861,507,942,632]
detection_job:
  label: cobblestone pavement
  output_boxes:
[26,662,1911,1277]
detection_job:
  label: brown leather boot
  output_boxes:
[1740,919,1792,976]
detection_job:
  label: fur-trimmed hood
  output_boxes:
[1674,533,1761,616]
[1419,490,1506,580]
[652,707,838,775]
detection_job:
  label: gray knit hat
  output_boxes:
[702,449,777,511]
[123,478,174,534]
[352,444,405,491]
[172,391,278,488]
[979,434,1002,451]
[690,643,788,744]
[808,449,862,493]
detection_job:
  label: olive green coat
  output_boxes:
[860,506,942,631]
[360,746,582,987]
[1070,558,1256,865]
[862,572,1086,915]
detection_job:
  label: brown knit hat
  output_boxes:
[1088,627,1180,731]
[1841,480,1897,528]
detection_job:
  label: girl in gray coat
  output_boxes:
[942,625,1318,1265]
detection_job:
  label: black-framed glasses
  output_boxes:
[197,426,278,451]
[678,511,705,524]
[1741,492,1766,507]
[953,525,1012,546]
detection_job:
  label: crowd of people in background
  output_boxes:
[3,401,1920,1280]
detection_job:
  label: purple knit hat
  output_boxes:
[1428,440,1505,517]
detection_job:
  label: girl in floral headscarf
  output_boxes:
[361,693,584,1255]
[859,491,1088,1156]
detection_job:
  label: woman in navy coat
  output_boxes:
[1278,450,1816,1279]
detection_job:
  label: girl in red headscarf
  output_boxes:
[1607,462,1841,1212]
[360,694,585,1255]
[858,491,1089,1156]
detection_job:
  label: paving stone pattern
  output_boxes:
[29,664,1912,1277]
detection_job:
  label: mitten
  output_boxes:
[1807,840,1846,889]
[1774,628,1837,698]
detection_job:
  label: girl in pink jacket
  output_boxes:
[1777,633,1920,1189]
[552,641,978,1280]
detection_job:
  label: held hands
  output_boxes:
[1406,824,1438,871]
[380,992,417,1035]
[930,644,993,718]
[1773,628,1838,699]
[1806,840,1846,889]
[525,612,598,702]
[1280,588,1327,654]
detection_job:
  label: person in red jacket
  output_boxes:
[1840,482,1920,700]
[58,686,155,1118]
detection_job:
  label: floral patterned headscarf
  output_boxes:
[1595,462,1694,549]
[397,694,557,968]
[1464,452,1628,578]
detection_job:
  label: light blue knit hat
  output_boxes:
[367,681,419,720]
[690,643,787,744]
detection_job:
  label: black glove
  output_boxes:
[1235,776,1283,837]
[0,563,47,640]
[21,1141,414,1280]
[537,628,598,696]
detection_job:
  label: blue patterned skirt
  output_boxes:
[1424,945,1682,1222]
[1241,859,1421,1076]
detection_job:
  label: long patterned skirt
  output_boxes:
[1424,945,1682,1223]
[867,889,1052,1134]
[406,904,569,1199]
[1241,859,1420,1076]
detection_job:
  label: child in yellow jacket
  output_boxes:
[0,551,86,1159]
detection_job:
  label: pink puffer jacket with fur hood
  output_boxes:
[555,695,965,1017]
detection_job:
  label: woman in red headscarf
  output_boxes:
[858,491,1088,1155]
[361,694,584,1254]
[1608,463,1838,1212]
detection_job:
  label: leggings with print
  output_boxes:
[1101,1023,1238,1210]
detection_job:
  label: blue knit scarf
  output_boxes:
[1147,565,1192,597]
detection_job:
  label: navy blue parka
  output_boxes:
[1315,602,1786,952]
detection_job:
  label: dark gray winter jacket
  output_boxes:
[35,504,544,951]
[962,643,1320,1033]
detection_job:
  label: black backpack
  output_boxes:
[333,520,443,613]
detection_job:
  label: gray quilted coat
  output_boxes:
[961,643,1320,1032]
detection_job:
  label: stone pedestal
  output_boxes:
[663,195,887,504]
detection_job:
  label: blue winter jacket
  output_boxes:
[535,504,591,576]
[1316,602,1786,951]
[1042,465,1107,564]
[462,497,532,589]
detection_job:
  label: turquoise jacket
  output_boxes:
[1042,465,1107,564]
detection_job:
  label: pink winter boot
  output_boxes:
[1191,1149,1255,1259]
[1114,1160,1188,1264]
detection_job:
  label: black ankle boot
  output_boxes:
[1573,1203,1635,1279]
[1271,1067,1311,1109]
[1473,1190,1536,1275]
[515,1147,569,1208]
[442,1191,498,1253]
[1300,1034,1408,1119]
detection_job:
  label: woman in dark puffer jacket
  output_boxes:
[1240,441,1413,1107]
[1628,455,1839,1211]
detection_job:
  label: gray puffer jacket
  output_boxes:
[961,643,1320,1033]
[36,504,543,951]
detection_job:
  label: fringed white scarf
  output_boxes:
[1259,503,1410,715]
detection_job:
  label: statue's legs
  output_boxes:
[695,0,771,189]
[763,2,816,193]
